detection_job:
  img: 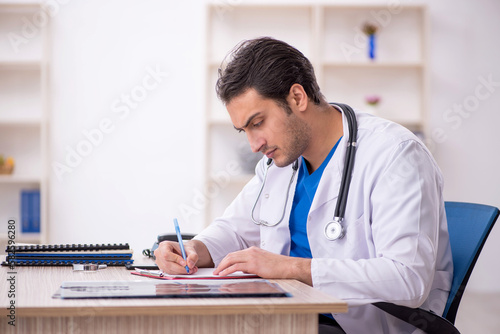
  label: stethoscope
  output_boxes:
[251,103,358,241]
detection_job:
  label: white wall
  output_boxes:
[47,0,500,291]
[48,0,207,252]
[426,0,500,292]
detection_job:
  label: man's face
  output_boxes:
[227,88,311,168]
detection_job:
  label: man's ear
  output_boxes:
[288,83,309,112]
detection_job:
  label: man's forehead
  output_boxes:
[228,88,265,106]
[227,90,264,120]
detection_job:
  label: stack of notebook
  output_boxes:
[2,243,134,267]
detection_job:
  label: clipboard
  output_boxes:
[131,267,259,280]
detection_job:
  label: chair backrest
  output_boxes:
[443,201,499,323]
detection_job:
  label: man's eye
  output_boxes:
[253,121,262,128]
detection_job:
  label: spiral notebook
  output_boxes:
[2,243,134,266]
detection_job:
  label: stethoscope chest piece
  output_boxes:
[324,219,346,241]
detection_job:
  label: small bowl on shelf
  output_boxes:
[0,165,14,175]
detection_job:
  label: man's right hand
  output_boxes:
[154,239,214,275]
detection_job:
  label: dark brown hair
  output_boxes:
[216,37,324,113]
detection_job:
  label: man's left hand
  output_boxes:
[212,246,313,285]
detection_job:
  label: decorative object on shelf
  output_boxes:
[0,155,15,174]
[364,95,381,115]
[362,22,379,61]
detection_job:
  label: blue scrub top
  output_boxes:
[289,137,342,258]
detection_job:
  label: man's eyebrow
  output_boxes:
[233,112,261,132]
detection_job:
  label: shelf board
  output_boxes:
[0,174,41,184]
[208,118,233,127]
[0,2,42,9]
[0,118,42,127]
[321,3,426,9]
[0,60,41,70]
[322,61,423,68]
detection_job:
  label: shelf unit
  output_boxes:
[204,3,428,225]
[0,2,49,248]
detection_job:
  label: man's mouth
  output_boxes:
[264,149,276,159]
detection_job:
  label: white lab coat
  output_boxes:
[194,111,453,334]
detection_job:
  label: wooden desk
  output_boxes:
[0,266,347,334]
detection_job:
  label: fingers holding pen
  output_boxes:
[154,241,198,274]
[184,242,199,271]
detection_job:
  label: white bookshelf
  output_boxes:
[0,2,49,246]
[204,3,429,224]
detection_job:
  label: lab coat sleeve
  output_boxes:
[312,140,446,308]
[193,158,266,266]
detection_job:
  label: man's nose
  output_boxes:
[247,132,265,153]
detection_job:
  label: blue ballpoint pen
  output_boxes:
[173,218,190,274]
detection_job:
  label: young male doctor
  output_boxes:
[155,37,453,333]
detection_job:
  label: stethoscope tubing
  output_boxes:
[251,159,298,226]
[332,103,357,221]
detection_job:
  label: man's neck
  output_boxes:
[302,104,343,173]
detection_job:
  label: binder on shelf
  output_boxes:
[21,190,30,233]
[32,190,40,232]
[20,189,40,233]
[2,243,134,267]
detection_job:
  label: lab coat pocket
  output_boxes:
[342,214,373,260]
[312,213,371,260]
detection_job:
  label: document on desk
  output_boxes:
[52,279,291,299]
[131,267,260,280]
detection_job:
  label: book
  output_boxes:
[132,267,259,280]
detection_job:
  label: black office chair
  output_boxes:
[143,233,196,258]
[374,201,499,334]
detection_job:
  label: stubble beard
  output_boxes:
[273,114,311,168]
